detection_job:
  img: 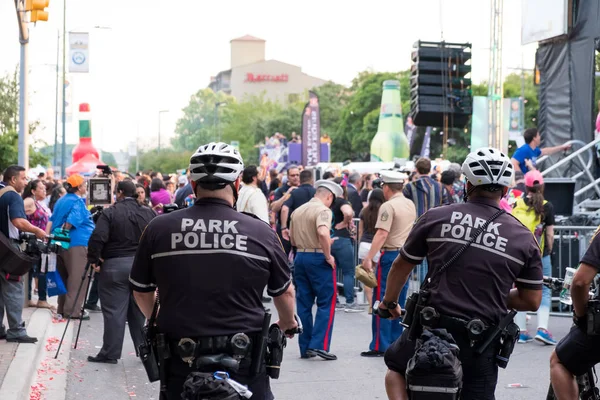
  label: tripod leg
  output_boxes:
[54,262,91,358]
[74,268,94,349]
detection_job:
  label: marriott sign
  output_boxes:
[244,73,289,83]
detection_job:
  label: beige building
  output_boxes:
[209,35,328,103]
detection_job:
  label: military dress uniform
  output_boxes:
[290,180,343,359]
[370,172,416,353]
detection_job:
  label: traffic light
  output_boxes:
[26,0,49,23]
[409,41,473,128]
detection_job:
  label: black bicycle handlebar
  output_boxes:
[543,276,564,291]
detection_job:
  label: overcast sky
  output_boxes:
[0,0,537,153]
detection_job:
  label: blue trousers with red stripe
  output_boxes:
[370,250,409,352]
[294,252,337,356]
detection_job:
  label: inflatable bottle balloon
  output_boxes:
[370,80,410,162]
[72,103,99,163]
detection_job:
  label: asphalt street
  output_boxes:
[59,306,573,400]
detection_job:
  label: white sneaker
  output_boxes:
[344,303,363,313]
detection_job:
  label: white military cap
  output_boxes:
[315,180,343,198]
[379,170,408,184]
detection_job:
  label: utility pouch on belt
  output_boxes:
[587,299,600,336]
[265,324,286,379]
[473,309,518,369]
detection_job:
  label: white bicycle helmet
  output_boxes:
[462,147,514,188]
[188,142,244,184]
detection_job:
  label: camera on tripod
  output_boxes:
[19,232,69,256]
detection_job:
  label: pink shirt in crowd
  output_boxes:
[150,189,172,214]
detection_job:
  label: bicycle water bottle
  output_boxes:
[560,267,577,305]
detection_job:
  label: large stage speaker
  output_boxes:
[544,178,576,217]
[410,41,472,128]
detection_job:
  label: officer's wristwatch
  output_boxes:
[382,300,398,309]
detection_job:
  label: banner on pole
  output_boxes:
[69,32,89,73]
[301,91,321,167]
[420,127,431,158]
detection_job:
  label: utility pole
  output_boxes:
[53,29,59,166]
[15,0,29,170]
[61,0,67,177]
[487,0,504,153]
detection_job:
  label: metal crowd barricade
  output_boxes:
[549,225,597,314]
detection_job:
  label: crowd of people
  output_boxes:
[0,126,588,399]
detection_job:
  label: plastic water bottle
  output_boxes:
[560,267,577,305]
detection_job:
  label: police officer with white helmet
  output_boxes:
[378,148,543,400]
[130,142,297,399]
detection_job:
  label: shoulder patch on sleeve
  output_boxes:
[319,210,331,222]
[381,210,389,221]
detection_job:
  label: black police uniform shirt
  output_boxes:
[399,196,543,325]
[331,197,351,238]
[273,183,290,226]
[129,197,292,338]
[581,228,600,271]
[87,198,156,263]
[282,183,315,225]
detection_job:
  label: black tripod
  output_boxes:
[54,261,94,359]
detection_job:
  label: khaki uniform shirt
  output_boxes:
[290,198,332,249]
[375,192,417,248]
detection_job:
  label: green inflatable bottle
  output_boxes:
[370,80,410,162]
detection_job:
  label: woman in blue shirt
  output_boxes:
[47,174,95,320]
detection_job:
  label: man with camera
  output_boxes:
[550,229,600,399]
[86,180,156,364]
[378,148,543,400]
[0,166,46,343]
[130,142,297,399]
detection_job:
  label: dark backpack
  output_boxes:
[406,329,463,400]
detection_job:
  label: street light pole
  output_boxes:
[158,110,169,152]
[16,0,29,169]
[60,0,67,177]
[53,29,59,166]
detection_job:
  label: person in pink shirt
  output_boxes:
[149,178,172,214]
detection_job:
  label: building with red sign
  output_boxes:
[208,35,328,103]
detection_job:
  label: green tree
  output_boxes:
[311,81,349,137]
[503,72,538,129]
[172,88,235,151]
[0,68,49,170]
[220,95,304,165]
[129,149,192,174]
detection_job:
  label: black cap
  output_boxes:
[117,180,137,198]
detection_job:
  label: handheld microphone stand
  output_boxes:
[54,261,94,359]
